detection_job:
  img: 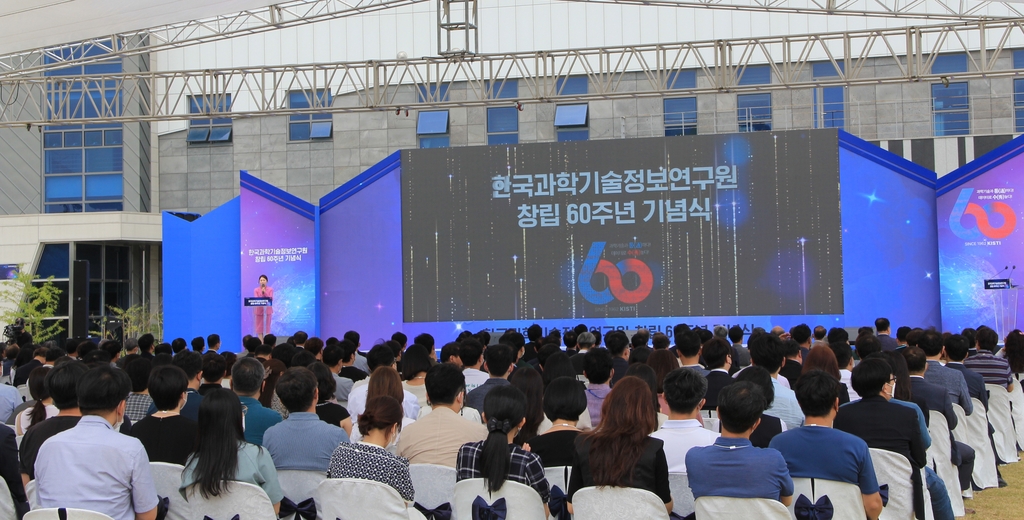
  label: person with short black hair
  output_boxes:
[124,357,153,423]
[875,318,898,351]
[322,344,355,404]
[137,334,155,359]
[652,368,718,474]
[36,366,160,520]
[685,382,794,507]
[605,331,631,386]
[190,336,205,353]
[263,367,348,472]
[944,334,988,410]
[413,333,435,351]
[748,333,804,430]
[146,349,204,421]
[206,334,221,352]
[465,344,514,412]
[830,340,858,400]
[440,342,463,367]
[525,377,588,467]
[777,339,803,388]
[459,339,489,393]
[583,347,614,426]
[199,353,226,395]
[401,344,433,409]
[918,330,974,415]
[965,326,1015,392]
[674,329,708,375]
[770,371,883,519]
[19,362,88,484]
[130,365,198,465]
[398,363,487,467]
[231,356,282,446]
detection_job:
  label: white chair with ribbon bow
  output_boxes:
[452,479,545,520]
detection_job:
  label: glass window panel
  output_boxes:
[309,122,332,138]
[289,91,311,109]
[44,204,82,213]
[190,118,212,126]
[34,281,70,316]
[186,127,210,142]
[106,246,130,280]
[667,70,697,89]
[487,80,518,99]
[85,202,123,212]
[487,107,519,133]
[290,113,311,122]
[933,83,969,110]
[84,130,103,146]
[664,97,697,136]
[311,113,332,121]
[419,136,450,148]
[1016,50,1024,70]
[554,104,589,126]
[488,133,519,145]
[211,117,232,125]
[45,149,83,174]
[44,176,83,202]
[63,131,83,147]
[85,147,123,173]
[104,129,122,146]
[209,127,233,142]
[417,111,450,134]
[105,281,130,313]
[289,123,311,141]
[812,62,844,78]
[44,133,63,148]
[932,54,968,74]
[737,66,771,85]
[76,244,102,279]
[557,129,589,142]
[417,85,450,103]
[88,282,103,316]
[189,96,203,114]
[557,76,588,95]
[36,244,70,279]
[84,174,122,200]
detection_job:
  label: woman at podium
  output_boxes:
[254,274,273,339]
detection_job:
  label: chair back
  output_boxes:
[1006,377,1024,448]
[16,385,29,403]
[925,411,964,517]
[277,470,327,520]
[543,466,571,493]
[985,384,1020,463]
[868,448,914,520]
[571,486,667,520]
[317,478,417,520]
[693,496,789,519]
[957,399,999,489]
[409,464,457,509]
[789,478,865,520]
[0,474,16,520]
[149,462,191,520]
[452,478,546,520]
[183,481,277,520]
[699,410,720,433]
[667,473,695,517]
[542,466,572,520]
[24,510,113,520]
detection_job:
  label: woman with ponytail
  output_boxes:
[327,395,415,501]
[15,366,55,435]
[456,385,550,515]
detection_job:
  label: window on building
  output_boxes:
[1014,50,1024,69]
[932,53,968,74]
[418,85,450,103]
[932,82,970,136]
[488,107,519,145]
[737,65,772,86]
[288,90,333,141]
[554,104,589,141]
[76,243,131,324]
[187,95,233,143]
[486,79,518,100]
[1015,79,1024,133]
[737,93,772,132]
[664,97,697,136]
[811,62,845,129]
[667,70,697,90]
[417,110,450,148]
[557,76,588,95]
[43,41,124,213]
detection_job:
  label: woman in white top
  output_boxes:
[400,345,432,410]
[16,366,56,435]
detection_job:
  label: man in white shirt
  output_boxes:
[652,368,719,473]
[347,345,419,419]
[831,341,860,401]
[458,339,489,393]
[749,333,804,430]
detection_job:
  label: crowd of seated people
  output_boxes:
[0,318,1020,520]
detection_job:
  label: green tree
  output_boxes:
[0,266,64,342]
[107,303,162,341]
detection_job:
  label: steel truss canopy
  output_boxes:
[558,0,1024,20]
[2,19,1024,127]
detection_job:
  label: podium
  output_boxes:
[245,297,273,336]
[984,279,1018,340]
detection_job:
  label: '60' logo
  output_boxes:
[949,188,1017,241]
[578,242,654,305]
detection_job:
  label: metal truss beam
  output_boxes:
[2,19,1024,127]
[0,0,429,78]
[558,0,1024,21]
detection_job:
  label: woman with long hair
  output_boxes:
[510,367,545,445]
[802,345,851,404]
[400,345,433,409]
[456,385,550,515]
[566,376,672,515]
[526,377,588,467]
[179,388,283,514]
[16,366,55,434]
[327,396,415,501]
[625,363,667,428]
[350,367,415,447]
[307,361,353,436]
[1003,329,1024,377]
[646,349,678,415]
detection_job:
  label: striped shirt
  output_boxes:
[963,352,1013,388]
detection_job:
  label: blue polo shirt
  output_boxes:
[239,395,282,446]
[769,426,879,494]
[685,437,793,500]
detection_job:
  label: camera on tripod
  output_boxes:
[2,318,24,342]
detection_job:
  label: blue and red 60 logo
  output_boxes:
[949,188,1016,241]
[578,242,654,305]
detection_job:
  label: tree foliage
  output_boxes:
[0,266,64,342]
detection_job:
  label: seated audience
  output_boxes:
[652,368,719,474]
[264,367,348,472]
[459,339,490,392]
[398,363,487,467]
[700,338,734,410]
[36,366,159,520]
[568,377,671,515]
[526,377,587,467]
[778,339,803,388]
[965,327,1015,391]
[123,358,153,424]
[801,345,851,404]
[401,345,433,410]
[943,334,988,410]
[0,422,27,517]
[583,348,614,426]
[625,363,667,428]
[734,366,786,448]
[180,388,283,514]
[769,370,882,519]
[918,330,974,414]
[510,367,545,445]
[307,361,353,436]
[830,340,859,401]
[351,367,416,447]
[570,332,596,374]
[748,333,804,430]
[541,352,576,387]
[146,350,203,421]
[13,347,43,387]
[231,356,283,446]
[20,362,89,484]
[440,342,463,367]
[322,344,354,405]
[15,366,56,435]
[647,349,679,413]
[675,329,709,376]
[347,345,419,419]
[686,382,794,506]
[328,396,415,501]
[199,354,226,395]
[465,344,515,412]
[130,365,198,465]
[605,331,631,386]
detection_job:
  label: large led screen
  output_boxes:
[401,130,844,322]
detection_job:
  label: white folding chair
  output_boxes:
[953,400,999,490]
[409,464,457,510]
[699,410,721,433]
[1006,378,1024,449]
[452,478,546,520]
[183,481,277,520]
[571,486,668,520]
[24,510,114,520]
[985,384,1020,463]
[543,467,572,520]
[276,470,327,520]
[24,480,38,510]
[693,496,790,519]
[317,478,424,520]
[926,411,965,517]
[149,462,191,520]
[15,386,29,403]
[668,473,695,517]
[0,475,16,520]
[869,448,915,520]
[789,478,865,520]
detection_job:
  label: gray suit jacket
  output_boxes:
[924,360,974,415]
[877,333,899,352]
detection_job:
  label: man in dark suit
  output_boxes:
[701,338,735,410]
[0,423,28,516]
[943,335,988,410]
[778,339,803,388]
[605,331,631,386]
[875,317,899,352]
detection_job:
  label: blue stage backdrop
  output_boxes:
[938,135,1024,335]
[163,198,242,351]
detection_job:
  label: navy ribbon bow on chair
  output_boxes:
[471,496,507,520]
[794,494,834,520]
[878,484,889,507]
[413,501,452,520]
[548,486,569,520]
[279,497,317,520]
